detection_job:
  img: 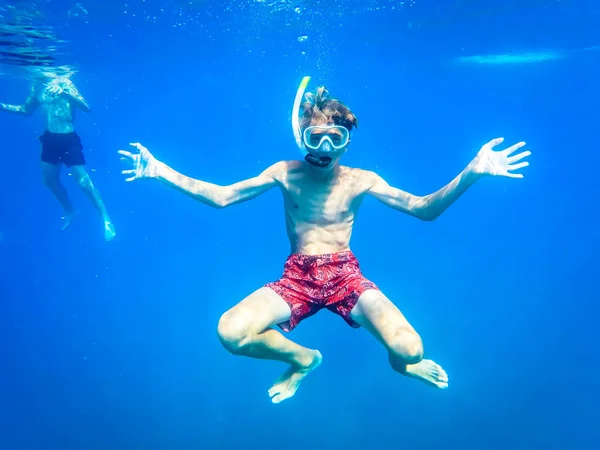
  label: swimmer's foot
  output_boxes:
[61,210,79,230]
[104,221,116,242]
[268,350,322,404]
[405,359,449,389]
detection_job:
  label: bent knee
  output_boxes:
[76,173,93,189]
[217,311,252,354]
[388,330,424,365]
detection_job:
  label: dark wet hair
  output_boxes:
[299,86,358,132]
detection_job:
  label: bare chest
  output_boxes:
[39,95,73,119]
[282,178,361,226]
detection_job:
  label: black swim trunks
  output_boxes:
[39,131,86,167]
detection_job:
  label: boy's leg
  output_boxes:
[70,165,116,241]
[218,286,322,403]
[41,162,76,229]
[350,289,448,389]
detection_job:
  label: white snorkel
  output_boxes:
[292,75,311,158]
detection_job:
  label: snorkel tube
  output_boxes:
[292,75,310,157]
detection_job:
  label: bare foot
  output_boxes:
[61,210,79,230]
[104,221,116,242]
[405,359,449,389]
[268,350,322,404]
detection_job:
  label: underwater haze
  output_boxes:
[0,0,599,449]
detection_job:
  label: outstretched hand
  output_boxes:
[118,142,160,181]
[471,138,531,178]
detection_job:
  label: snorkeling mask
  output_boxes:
[301,124,350,166]
[303,125,350,151]
[292,76,350,167]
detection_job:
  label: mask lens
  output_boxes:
[303,125,349,150]
[309,133,324,147]
[330,133,342,145]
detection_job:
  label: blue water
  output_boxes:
[0,1,598,449]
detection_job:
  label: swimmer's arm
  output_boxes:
[366,168,480,221]
[64,83,90,113]
[154,161,283,208]
[0,85,39,115]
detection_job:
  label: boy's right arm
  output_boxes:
[119,142,284,208]
[0,85,39,115]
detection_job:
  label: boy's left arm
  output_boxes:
[365,138,531,221]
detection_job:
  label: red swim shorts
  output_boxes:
[265,251,379,332]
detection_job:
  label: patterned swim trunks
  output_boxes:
[265,251,379,332]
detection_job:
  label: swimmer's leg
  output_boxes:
[217,287,322,404]
[350,289,449,389]
[41,162,77,229]
[70,165,115,241]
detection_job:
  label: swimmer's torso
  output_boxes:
[36,87,76,133]
[276,161,371,255]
